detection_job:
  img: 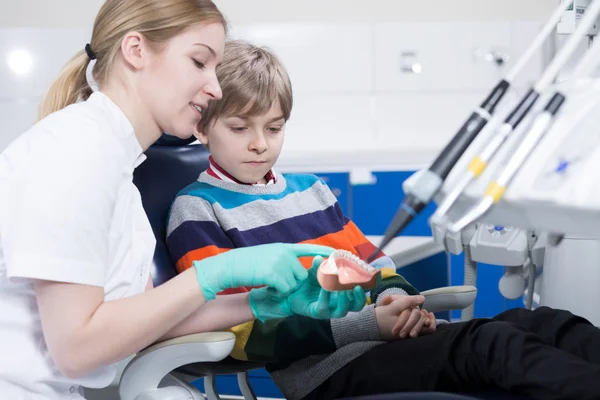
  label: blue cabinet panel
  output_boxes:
[248,368,271,378]
[192,374,284,398]
[314,172,351,217]
[350,170,450,318]
[450,253,524,320]
[351,171,436,236]
[398,251,451,321]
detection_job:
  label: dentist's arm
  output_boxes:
[34,268,209,379]
[144,274,256,341]
[159,292,255,341]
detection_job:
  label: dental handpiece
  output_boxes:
[432,89,539,223]
[446,94,566,233]
[369,0,574,260]
[431,0,600,226]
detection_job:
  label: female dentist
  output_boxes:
[0,1,354,398]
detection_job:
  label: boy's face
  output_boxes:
[197,103,286,184]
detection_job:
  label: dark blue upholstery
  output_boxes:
[133,136,206,286]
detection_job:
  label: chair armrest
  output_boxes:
[119,332,235,400]
[421,285,477,313]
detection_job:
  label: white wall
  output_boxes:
[0,1,556,27]
[0,1,558,170]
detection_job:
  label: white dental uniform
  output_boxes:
[0,92,156,399]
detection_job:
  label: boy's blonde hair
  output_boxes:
[199,40,293,132]
[38,0,226,120]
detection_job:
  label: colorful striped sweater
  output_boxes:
[166,171,419,399]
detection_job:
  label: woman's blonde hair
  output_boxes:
[199,39,293,132]
[38,0,227,120]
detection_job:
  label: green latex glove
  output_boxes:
[192,243,334,301]
[249,255,367,322]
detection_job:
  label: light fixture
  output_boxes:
[7,49,34,76]
[400,51,423,74]
[411,63,423,74]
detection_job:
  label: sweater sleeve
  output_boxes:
[166,192,234,273]
[166,191,248,299]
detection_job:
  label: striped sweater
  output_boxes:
[166,171,419,399]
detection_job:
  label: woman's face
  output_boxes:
[138,22,225,140]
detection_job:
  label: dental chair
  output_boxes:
[119,135,512,400]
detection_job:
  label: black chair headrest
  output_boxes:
[133,135,210,286]
[154,133,198,147]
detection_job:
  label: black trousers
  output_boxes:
[303,307,600,400]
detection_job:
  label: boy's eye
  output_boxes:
[268,127,282,133]
[230,126,247,133]
[193,59,206,69]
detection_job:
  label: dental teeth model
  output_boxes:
[317,250,381,291]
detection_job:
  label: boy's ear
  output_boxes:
[193,123,209,146]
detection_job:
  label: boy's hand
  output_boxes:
[374,294,425,341]
[418,309,437,336]
[375,295,437,340]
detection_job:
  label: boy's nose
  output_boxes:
[249,134,268,153]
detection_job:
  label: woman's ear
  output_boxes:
[120,31,148,70]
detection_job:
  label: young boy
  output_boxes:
[166,40,435,400]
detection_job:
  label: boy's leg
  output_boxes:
[493,306,600,365]
[302,318,600,400]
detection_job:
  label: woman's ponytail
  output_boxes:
[37,51,92,121]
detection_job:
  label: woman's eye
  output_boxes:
[193,59,206,69]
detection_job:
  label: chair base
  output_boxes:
[175,357,264,376]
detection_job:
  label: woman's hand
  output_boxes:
[249,255,367,321]
[192,243,334,300]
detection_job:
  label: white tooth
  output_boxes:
[329,258,338,271]
[334,250,348,260]
[331,250,374,272]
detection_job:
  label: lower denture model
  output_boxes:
[317,250,381,291]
